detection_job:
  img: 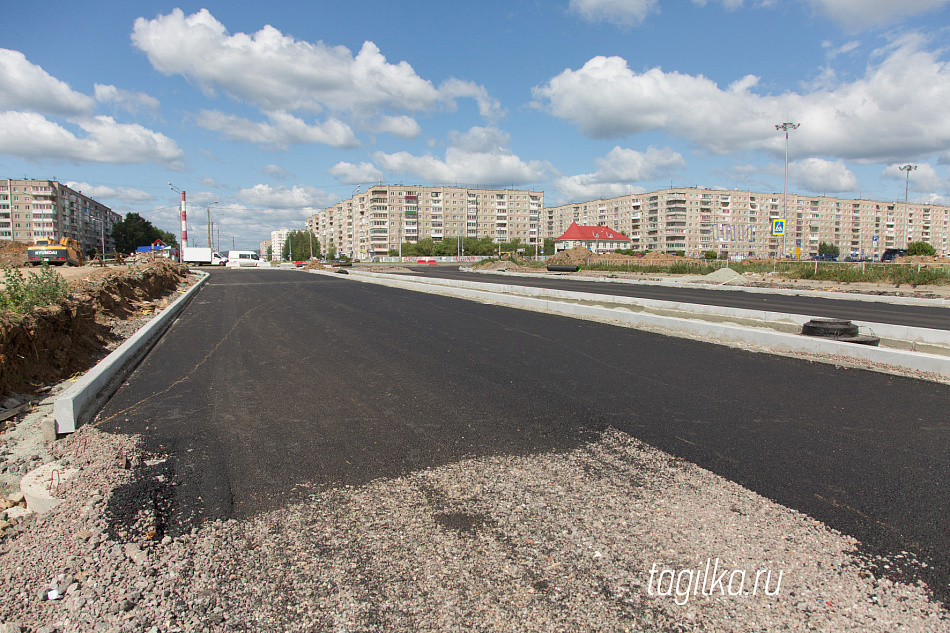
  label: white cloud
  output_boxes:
[881,162,943,192]
[552,146,683,202]
[64,182,156,205]
[532,37,950,164]
[236,184,336,210]
[0,48,94,116]
[788,158,858,192]
[131,9,499,126]
[327,161,385,185]
[0,111,184,169]
[569,0,659,27]
[94,84,160,116]
[803,0,949,31]
[372,126,553,186]
[370,115,422,139]
[195,110,359,149]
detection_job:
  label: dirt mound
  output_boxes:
[895,255,950,264]
[0,260,189,396]
[0,241,30,267]
[476,260,525,271]
[546,246,593,266]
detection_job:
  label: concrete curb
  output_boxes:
[348,270,950,350]
[316,269,950,380]
[53,272,209,434]
[474,269,950,307]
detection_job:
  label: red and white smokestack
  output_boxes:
[180,190,188,248]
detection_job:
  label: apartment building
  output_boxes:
[545,188,950,259]
[270,228,291,261]
[259,239,271,260]
[306,185,544,260]
[0,179,120,254]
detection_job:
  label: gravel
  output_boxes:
[1,272,947,631]
[0,425,947,632]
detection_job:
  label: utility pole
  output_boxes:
[207,201,218,248]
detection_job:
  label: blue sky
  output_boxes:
[1,0,948,250]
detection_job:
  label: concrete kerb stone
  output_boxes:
[311,268,950,380]
[52,271,210,434]
[477,269,950,308]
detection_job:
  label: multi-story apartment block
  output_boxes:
[0,179,120,254]
[545,188,950,259]
[271,228,291,261]
[306,185,544,260]
[259,239,272,260]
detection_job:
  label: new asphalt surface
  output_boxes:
[404,266,950,330]
[94,268,950,602]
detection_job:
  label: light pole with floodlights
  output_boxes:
[899,164,916,248]
[775,122,800,258]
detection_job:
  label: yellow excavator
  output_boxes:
[26,237,85,267]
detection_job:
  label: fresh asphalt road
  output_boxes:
[401,265,950,330]
[95,269,950,601]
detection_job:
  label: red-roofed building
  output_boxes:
[554,222,632,254]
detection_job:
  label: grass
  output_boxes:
[0,264,70,314]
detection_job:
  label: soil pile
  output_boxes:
[545,246,593,266]
[0,241,29,267]
[0,260,189,396]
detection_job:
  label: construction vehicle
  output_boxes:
[27,237,85,267]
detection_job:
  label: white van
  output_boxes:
[226,250,268,268]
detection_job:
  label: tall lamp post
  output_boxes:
[775,122,800,258]
[899,164,916,248]
[168,183,187,257]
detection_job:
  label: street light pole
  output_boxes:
[899,164,916,248]
[775,122,800,258]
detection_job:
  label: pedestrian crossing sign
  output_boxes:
[772,219,785,236]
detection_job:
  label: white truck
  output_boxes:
[182,247,227,266]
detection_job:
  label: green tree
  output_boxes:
[112,213,176,253]
[543,238,555,256]
[906,241,936,257]
[281,230,319,260]
[818,242,840,257]
[704,250,718,260]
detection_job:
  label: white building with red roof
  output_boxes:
[554,222,632,254]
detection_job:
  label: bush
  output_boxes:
[906,241,937,257]
[704,250,718,260]
[0,264,69,314]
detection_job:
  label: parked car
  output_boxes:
[810,254,837,261]
[880,248,906,262]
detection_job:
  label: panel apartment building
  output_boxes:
[0,179,120,254]
[306,185,544,260]
[545,188,950,259]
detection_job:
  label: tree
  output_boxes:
[112,213,177,254]
[818,242,840,257]
[906,241,936,257]
[704,250,718,260]
[281,230,319,260]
